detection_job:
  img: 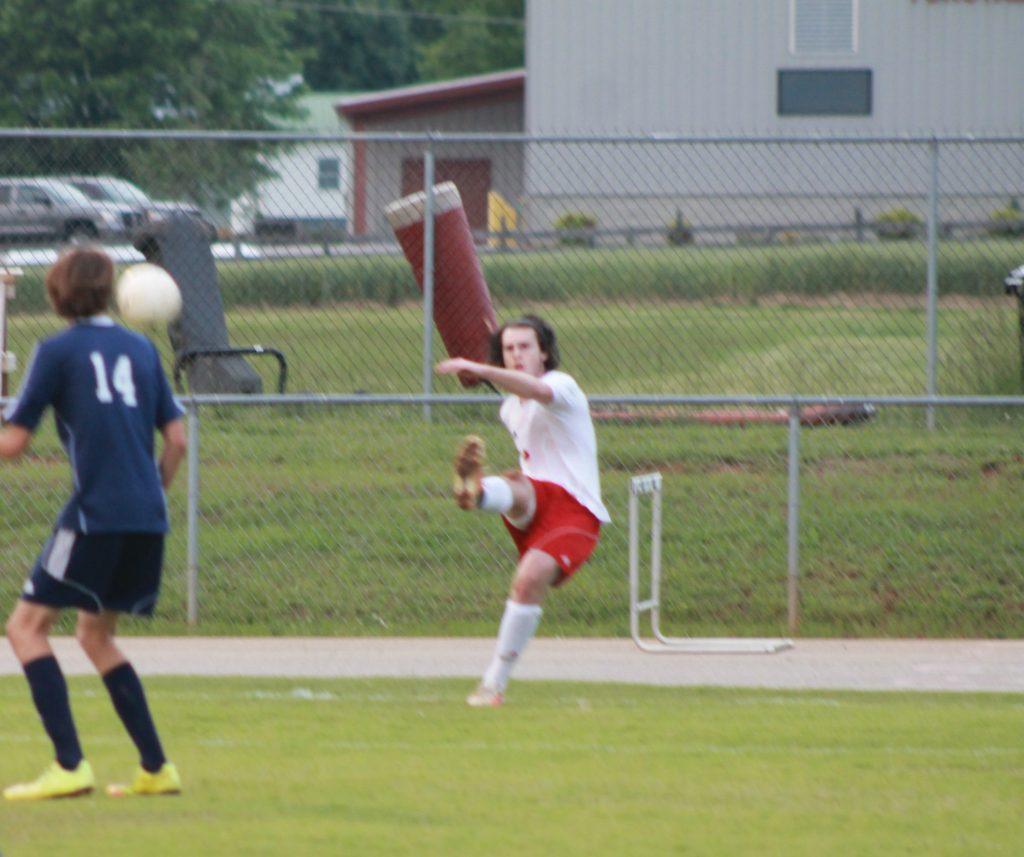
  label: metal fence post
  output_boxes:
[422,142,436,422]
[186,400,200,625]
[787,404,801,635]
[926,138,940,431]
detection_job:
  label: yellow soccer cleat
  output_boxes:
[3,760,95,801]
[106,762,181,797]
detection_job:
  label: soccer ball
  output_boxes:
[116,263,182,326]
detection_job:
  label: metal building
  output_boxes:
[527,0,1023,135]
[522,0,1024,237]
[338,71,525,237]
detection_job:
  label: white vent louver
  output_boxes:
[792,0,856,54]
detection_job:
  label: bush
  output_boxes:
[987,201,1024,239]
[665,209,694,246]
[9,242,1024,317]
[554,211,598,247]
[873,208,923,241]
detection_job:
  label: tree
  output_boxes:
[407,0,524,82]
[0,0,303,212]
[285,0,524,91]
[287,8,418,91]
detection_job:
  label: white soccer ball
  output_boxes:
[116,263,182,326]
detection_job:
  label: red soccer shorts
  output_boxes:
[502,478,602,582]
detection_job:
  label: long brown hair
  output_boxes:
[489,315,560,371]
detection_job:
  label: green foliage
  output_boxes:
[987,200,1024,239]
[665,209,694,246]
[287,8,417,91]
[283,0,524,91]
[408,0,524,82]
[553,211,598,230]
[0,0,303,211]
[8,242,1024,315]
[554,211,598,246]
[873,207,924,241]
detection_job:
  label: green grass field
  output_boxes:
[3,300,1024,637]
[3,408,1024,638]
[8,295,1021,396]
[1,677,1021,856]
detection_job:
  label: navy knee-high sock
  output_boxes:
[23,655,84,771]
[103,662,166,773]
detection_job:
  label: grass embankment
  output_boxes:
[3,407,1023,638]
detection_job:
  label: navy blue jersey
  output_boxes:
[3,317,183,533]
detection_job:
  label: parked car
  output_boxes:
[0,177,135,244]
[59,175,216,241]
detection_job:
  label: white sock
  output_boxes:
[479,476,513,514]
[482,600,543,692]
[504,489,536,530]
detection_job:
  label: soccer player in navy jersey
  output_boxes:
[1,247,187,800]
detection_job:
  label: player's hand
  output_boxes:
[436,357,481,378]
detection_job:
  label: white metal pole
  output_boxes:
[628,489,640,643]
[926,139,940,431]
[0,268,21,400]
[787,405,801,635]
[650,476,663,630]
[422,144,436,422]
[186,401,200,625]
[0,271,7,401]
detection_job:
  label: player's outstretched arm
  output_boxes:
[158,419,187,489]
[436,358,554,403]
[0,425,31,460]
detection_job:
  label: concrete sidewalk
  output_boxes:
[2,637,1022,692]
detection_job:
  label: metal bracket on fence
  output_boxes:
[629,471,794,654]
[174,346,288,395]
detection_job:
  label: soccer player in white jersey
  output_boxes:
[436,315,610,707]
[1,247,186,800]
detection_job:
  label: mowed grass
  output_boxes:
[0,676,1021,856]
[3,301,1024,637]
[3,407,1024,638]
[7,296,1021,396]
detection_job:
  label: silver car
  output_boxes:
[0,177,133,244]
[59,175,216,241]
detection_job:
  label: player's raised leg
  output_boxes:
[453,437,536,524]
[468,549,560,707]
[3,601,94,800]
[74,610,180,797]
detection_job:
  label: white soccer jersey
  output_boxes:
[499,370,611,523]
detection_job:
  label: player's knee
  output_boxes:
[4,613,22,645]
[510,579,532,602]
[510,575,545,604]
[75,623,111,655]
[6,611,43,650]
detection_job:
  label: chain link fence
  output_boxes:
[2,397,1023,638]
[2,131,1023,638]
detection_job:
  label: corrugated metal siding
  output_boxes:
[527,0,1024,135]
[524,0,1023,214]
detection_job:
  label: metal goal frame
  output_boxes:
[628,472,793,654]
